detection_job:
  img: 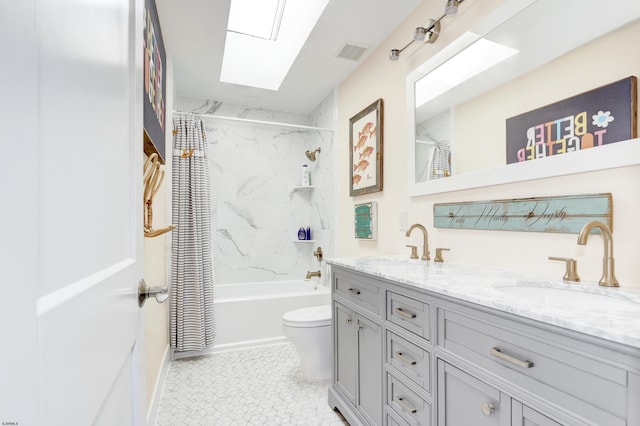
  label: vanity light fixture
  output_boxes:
[389,0,463,61]
[445,0,460,15]
[389,20,441,61]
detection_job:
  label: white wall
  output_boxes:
[337,0,640,288]
[143,56,173,420]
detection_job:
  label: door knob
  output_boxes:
[138,278,169,307]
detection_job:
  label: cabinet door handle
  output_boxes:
[394,307,417,319]
[395,351,417,366]
[490,347,534,369]
[481,403,495,417]
[347,287,361,295]
[346,317,352,324]
[395,396,417,414]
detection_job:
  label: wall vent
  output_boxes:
[336,43,368,61]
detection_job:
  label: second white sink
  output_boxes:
[495,283,640,311]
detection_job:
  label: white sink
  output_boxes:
[495,284,640,311]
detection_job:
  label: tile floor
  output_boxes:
[156,343,349,425]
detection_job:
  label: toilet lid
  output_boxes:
[282,304,332,328]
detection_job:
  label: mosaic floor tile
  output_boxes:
[156,343,348,425]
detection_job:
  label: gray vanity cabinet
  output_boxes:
[328,264,640,426]
[332,301,383,425]
[437,303,635,426]
[330,270,384,426]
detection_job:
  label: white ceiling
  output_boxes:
[155,0,422,114]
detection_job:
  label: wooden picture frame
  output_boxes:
[350,98,383,196]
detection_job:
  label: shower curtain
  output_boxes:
[170,114,215,352]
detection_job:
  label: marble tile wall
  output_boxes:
[177,95,335,284]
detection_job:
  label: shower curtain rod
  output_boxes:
[173,111,334,133]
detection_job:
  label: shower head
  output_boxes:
[305,147,321,162]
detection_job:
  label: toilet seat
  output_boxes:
[282,305,331,328]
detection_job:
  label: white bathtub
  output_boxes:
[213,280,331,351]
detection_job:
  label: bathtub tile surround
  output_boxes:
[156,343,347,425]
[178,95,336,284]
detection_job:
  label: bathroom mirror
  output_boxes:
[408,0,640,196]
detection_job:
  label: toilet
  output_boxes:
[282,304,332,382]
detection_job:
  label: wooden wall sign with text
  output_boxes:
[434,194,612,234]
[506,77,637,165]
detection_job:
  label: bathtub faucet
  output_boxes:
[306,270,321,279]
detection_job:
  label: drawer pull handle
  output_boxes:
[347,288,361,295]
[394,307,417,319]
[395,351,417,366]
[395,397,417,414]
[481,403,495,417]
[490,347,534,369]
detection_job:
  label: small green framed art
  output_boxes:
[354,202,377,240]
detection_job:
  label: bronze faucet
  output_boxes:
[406,223,430,260]
[306,270,321,279]
[577,220,619,287]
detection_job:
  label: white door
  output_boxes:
[1,0,146,424]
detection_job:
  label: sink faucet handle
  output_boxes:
[434,248,450,263]
[406,245,419,259]
[548,256,580,282]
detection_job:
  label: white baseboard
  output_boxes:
[146,345,170,426]
[171,336,290,360]
[210,336,289,353]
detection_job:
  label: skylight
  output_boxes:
[227,0,285,40]
[220,0,330,91]
[415,36,518,107]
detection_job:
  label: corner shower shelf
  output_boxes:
[293,185,315,191]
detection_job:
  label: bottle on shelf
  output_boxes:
[298,227,307,240]
[301,164,311,186]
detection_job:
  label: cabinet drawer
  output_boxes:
[334,272,382,315]
[387,372,431,426]
[386,331,430,393]
[439,307,628,425]
[387,291,430,341]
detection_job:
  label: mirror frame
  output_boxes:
[407,0,640,197]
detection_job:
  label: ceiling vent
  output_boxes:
[336,43,368,61]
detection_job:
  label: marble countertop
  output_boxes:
[326,256,640,349]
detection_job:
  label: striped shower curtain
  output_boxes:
[170,114,215,352]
